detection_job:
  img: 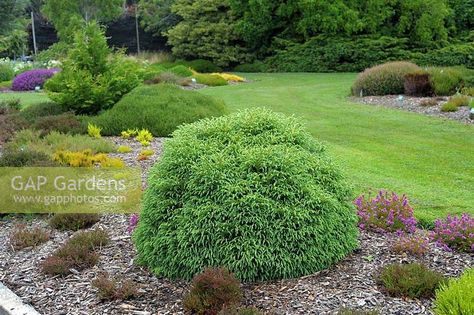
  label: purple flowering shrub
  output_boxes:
[392,234,429,256]
[355,190,417,233]
[431,214,474,252]
[12,68,59,91]
[128,213,139,234]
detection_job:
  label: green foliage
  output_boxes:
[167,0,249,67]
[10,224,50,250]
[45,22,141,115]
[87,123,102,138]
[233,62,266,73]
[434,268,474,315]
[337,309,380,315]
[377,263,446,299]
[42,0,123,40]
[448,95,470,107]
[139,0,180,37]
[145,71,192,86]
[90,84,228,137]
[428,67,465,96]
[0,64,14,82]
[441,102,459,112]
[352,62,421,96]
[193,73,229,86]
[136,129,153,147]
[183,267,242,315]
[92,273,139,301]
[182,59,222,73]
[418,43,474,69]
[117,145,133,153]
[0,80,12,89]
[0,148,55,167]
[169,65,193,77]
[31,113,85,136]
[49,213,100,231]
[218,307,263,315]
[20,102,68,122]
[133,108,358,281]
[266,36,418,73]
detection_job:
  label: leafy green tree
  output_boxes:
[42,0,124,40]
[139,0,180,37]
[166,0,249,67]
[0,0,29,56]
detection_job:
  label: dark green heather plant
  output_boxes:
[133,108,358,281]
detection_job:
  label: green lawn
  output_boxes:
[1,74,473,224]
[0,92,50,107]
[202,73,474,225]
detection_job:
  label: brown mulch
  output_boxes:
[350,95,473,124]
[0,136,473,315]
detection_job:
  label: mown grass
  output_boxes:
[0,92,49,107]
[1,74,473,224]
[202,73,474,224]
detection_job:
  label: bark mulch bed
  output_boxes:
[0,137,472,315]
[351,95,473,124]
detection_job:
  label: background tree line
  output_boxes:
[1,0,473,71]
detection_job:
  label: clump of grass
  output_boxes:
[117,145,133,153]
[49,213,100,231]
[41,229,109,276]
[441,102,460,112]
[377,263,446,299]
[92,273,139,301]
[184,267,242,315]
[337,309,380,315]
[448,94,470,107]
[10,224,50,250]
[420,99,438,107]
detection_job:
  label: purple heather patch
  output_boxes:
[12,68,60,91]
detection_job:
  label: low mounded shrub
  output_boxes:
[404,71,433,96]
[183,59,221,73]
[218,307,263,315]
[233,61,266,73]
[193,73,229,86]
[92,273,139,301]
[352,62,421,96]
[441,102,459,112]
[431,214,473,253]
[49,213,100,231]
[377,263,446,299]
[420,99,438,107]
[144,72,191,86]
[417,43,474,69]
[183,267,242,315]
[12,68,59,91]
[0,148,56,167]
[0,80,12,90]
[169,65,193,77]
[337,309,380,315]
[20,102,68,122]
[32,113,85,136]
[447,94,470,107]
[133,108,358,281]
[428,67,465,96]
[391,234,429,256]
[53,149,124,167]
[10,224,50,250]
[355,191,417,234]
[434,268,474,315]
[90,84,228,137]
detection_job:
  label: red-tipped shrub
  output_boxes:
[183,267,242,315]
[404,71,433,96]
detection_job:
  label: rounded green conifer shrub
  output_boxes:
[352,61,421,96]
[434,268,474,315]
[133,108,358,281]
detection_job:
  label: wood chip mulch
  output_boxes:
[0,136,472,315]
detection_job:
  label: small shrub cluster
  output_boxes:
[355,190,417,234]
[87,123,102,138]
[193,73,229,86]
[233,62,266,73]
[428,67,465,96]
[337,309,380,315]
[404,71,433,96]
[441,95,470,112]
[183,59,221,73]
[434,268,474,315]
[0,80,12,90]
[117,145,133,153]
[0,99,21,111]
[420,99,438,107]
[52,149,124,168]
[0,63,15,82]
[41,229,109,276]
[0,148,55,167]
[92,273,139,301]
[136,129,153,146]
[138,149,154,161]
[90,84,228,137]
[10,224,50,250]
[352,62,421,96]
[169,65,193,77]
[31,113,85,136]
[144,72,191,86]
[377,263,446,299]
[391,234,429,256]
[133,108,358,281]
[49,213,100,231]
[183,267,242,315]
[218,307,263,315]
[431,214,474,253]
[12,68,59,91]
[19,102,68,122]
[211,73,245,82]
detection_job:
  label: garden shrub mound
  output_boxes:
[352,61,421,96]
[91,84,228,137]
[133,108,358,281]
[434,268,474,315]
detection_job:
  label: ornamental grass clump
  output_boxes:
[431,214,474,252]
[133,108,358,281]
[355,190,417,234]
[352,61,421,96]
[434,268,474,315]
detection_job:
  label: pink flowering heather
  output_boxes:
[128,213,139,234]
[392,234,429,256]
[354,190,417,234]
[431,214,474,253]
[12,68,60,91]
